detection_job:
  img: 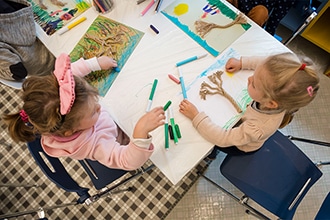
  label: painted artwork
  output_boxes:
[69,15,144,96]
[186,48,252,129]
[162,0,251,56]
[28,0,90,35]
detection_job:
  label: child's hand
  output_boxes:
[225,58,241,73]
[179,99,199,120]
[133,107,165,139]
[97,56,118,70]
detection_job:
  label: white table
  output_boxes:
[36,0,290,184]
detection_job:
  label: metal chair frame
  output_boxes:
[283,0,320,45]
[284,11,318,45]
[287,135,330,166]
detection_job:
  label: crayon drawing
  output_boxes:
[162,0,251,56]
[186,48,252,129]
[69,15,144,96]
[28,0,90,35]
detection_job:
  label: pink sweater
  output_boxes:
[42,109,154,170]
[41,57,154,170]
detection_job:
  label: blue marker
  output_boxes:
[178,67,187,99]
[175,53,207,67]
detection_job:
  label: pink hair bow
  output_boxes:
[53,53,75,115]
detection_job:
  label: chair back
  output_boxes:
[79,159,128,190]
[27,137,131,195]
[27,137,91,203]
[220,131,323,219]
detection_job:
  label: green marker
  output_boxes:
[146,79,158,112]
[175,124,181,138]
[163,100,172,111]
[169,107,178,144]
[164,110,169,150]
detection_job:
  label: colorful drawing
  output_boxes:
[28,0,90,35]
[200,70,243,114]
[162,0,251,56]
[69,15,144,96]
[186,48,252,129]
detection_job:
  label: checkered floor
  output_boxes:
[0,84,212,220]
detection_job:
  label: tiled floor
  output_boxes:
[166,25,330,219]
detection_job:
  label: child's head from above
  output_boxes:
[247,52,319,113]
[22,74,99,137]
[4,54,101,143]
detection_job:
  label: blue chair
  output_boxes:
[315,192,330,220]
[284,0,320,45]
[199,130,323,219]
[0,136,154,219]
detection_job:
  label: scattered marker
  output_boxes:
[149,24,159,34]
[163,101,172,111]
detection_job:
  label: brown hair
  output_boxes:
[260,52,320,127]
[3,74,98,143]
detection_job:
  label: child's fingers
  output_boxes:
[110,59,118,67]
[150,106,164,115]
[225,62,235,72]
[226,67,234,72]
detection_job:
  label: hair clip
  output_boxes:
[307,86,313,97]
[20,109,33,127]
[19,109,29,123]
[299,63,306,70]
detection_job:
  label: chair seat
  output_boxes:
[220,131,323,219]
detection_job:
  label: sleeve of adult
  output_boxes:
[0,48,27,80]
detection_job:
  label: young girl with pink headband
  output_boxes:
[4,53,165,170]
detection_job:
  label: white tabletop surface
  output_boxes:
[36,0,290,184]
